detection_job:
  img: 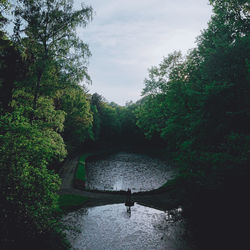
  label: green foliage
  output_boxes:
[134,5,250,246]
[0,0,93,248]
[90,104,101,140]
[13,0,93,110]
[58,194,88,212]
[0,0,10,30]
[89,93,145,146]
[0,35,23,111]
[99,103,122,140]
[0,109,65,248]
[136,0,250,214]
[56,87,93,153]
[1,104,67,166]
[136,94,169,139]
[142,51,183,96]
[90,93,122,143]
[75,154,89,182]
[1,0,248,248]
[119,102,144,144]
[92,94,146,148]
[90,93,103,141]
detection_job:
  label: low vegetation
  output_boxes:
[73,154,89,189]
[58,194,89,213]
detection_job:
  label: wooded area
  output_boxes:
[0,0,249,249]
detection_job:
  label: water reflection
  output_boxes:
[85,152,175,192]
[63,204,193,250]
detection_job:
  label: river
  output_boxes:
[63,203,194,250]
[85,151,175,192]
[62,152,195,249]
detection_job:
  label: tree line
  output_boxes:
[135,0,249,248]
[0,0,145,248]
[0,0,249,249]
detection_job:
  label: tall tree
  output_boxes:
[136,1,250,247]
[13,0,93,110]
[0,0,10,29]
[0,1,94,248]
[56,87,93,153]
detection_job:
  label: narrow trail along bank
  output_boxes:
[59,156,178,211]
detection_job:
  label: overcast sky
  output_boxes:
[76,0,213,105]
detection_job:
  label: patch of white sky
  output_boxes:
[76,0,213,105]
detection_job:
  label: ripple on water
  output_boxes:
[85,152,175,192]
[62,203,193,250]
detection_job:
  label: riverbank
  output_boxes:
[59,151,179,211]
[60,151,250,250]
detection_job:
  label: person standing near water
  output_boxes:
[126,188,133,212]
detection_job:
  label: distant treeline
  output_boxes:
[0,0,249,249]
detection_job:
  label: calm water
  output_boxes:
[63,203,193,250]
[85,152,175,192]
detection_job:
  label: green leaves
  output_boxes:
[57,87,93,153]
[142,51,183,96]
[0,89,67,246]
[136,94,168,139]
[0,110,63,244]
[12,0,93,110]
[0,1,95,248]
[136,0,250,199]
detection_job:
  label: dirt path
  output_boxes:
[59,156,178,211]
[59,157,79,190]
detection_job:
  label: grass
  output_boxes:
[58,194,88,212]
[75,154,89,182]
[74,150,117,189]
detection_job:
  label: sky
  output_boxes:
[76,0,213,105]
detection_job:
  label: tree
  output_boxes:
[119,102,145,144]
[0,98,67,248]
[56,87,93,153]
[136,1,250,247]
[136,51,190,148]
[13,0,93,110]
[0,0,10,31]
[100,103,121,141]
[0,36,24,112]
[142,51,183,96]
[0,1,94,248]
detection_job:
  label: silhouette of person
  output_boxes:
[126,188,132,212]
[127,206,131,213]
